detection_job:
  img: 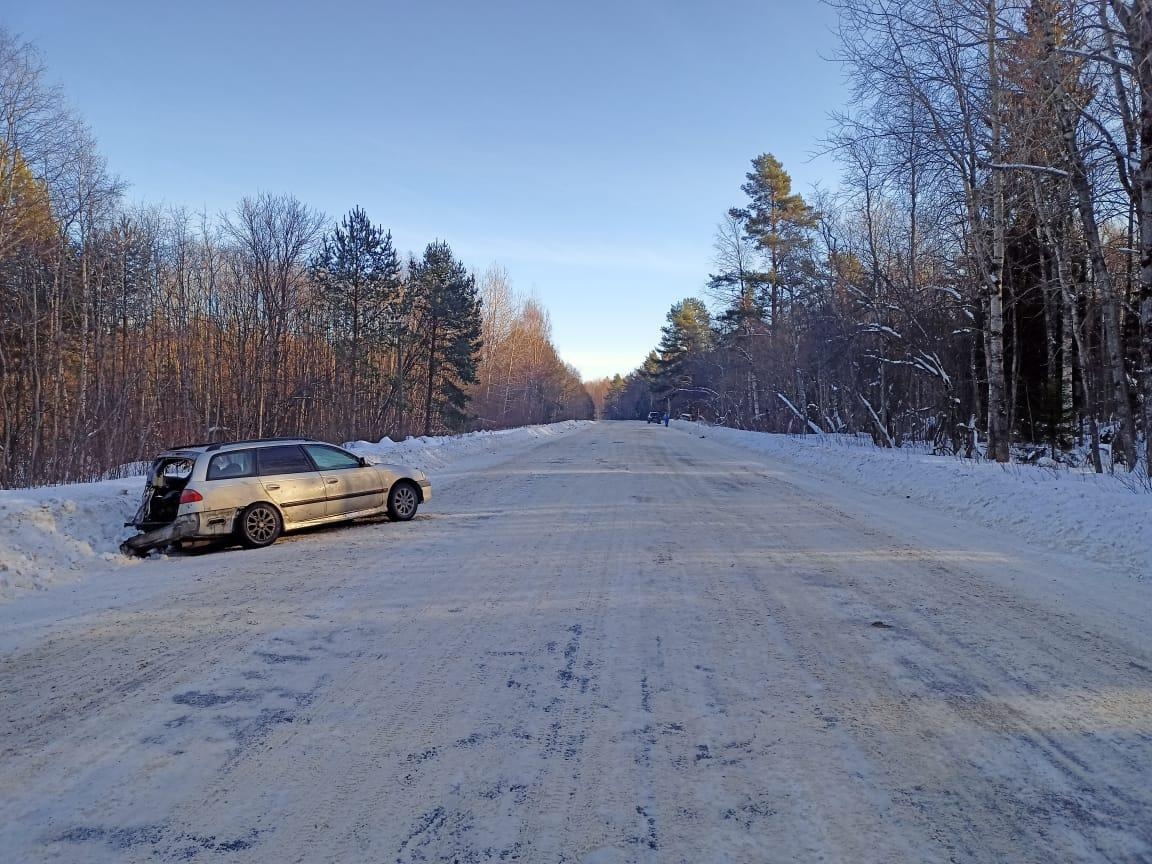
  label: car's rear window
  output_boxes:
[257,445,315,476]
[206,450,256,480]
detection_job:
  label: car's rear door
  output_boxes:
[303,444,385,517]
[255,445,327,525]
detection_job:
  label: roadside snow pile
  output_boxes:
[0,479,142,600]
[0,421,592,602]
[344,420,591,472]
[687,424,1152,579]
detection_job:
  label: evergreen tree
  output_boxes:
[604,368,655,419]
[309,207,403,435]
[652,298,713,398]
[730,154,818,329]
[410,241,483,435]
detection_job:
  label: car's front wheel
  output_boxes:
[387,481,420,521]
[238,502,283,548]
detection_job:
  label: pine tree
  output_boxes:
[652,298,713,399]
[309,207,402,436]
[731,154,818,329]
[410,241,483,435]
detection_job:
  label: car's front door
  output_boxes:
[255,445,328,525]
[303,444,385,517]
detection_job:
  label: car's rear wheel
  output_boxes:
[238,502,283,548]
[387,481,420,521]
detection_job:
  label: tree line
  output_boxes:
[0,28,591,488]
[603,0,1152,475]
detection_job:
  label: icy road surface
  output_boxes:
[2,422,1150,863]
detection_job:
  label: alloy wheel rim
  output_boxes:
[247,508,277,542]
[395,488,416,517]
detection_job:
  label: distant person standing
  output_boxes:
[663,412,669,427]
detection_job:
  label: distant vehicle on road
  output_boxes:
[122,438,431,555]
[646,411,662,424]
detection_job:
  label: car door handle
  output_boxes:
[326,478,339,485]
[265,484,280,491]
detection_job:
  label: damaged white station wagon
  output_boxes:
[122,438,431,555]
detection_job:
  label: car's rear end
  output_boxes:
[123,447,259,554]
[122,449,203,554]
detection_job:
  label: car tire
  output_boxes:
[238,502,283,548]
[387,481,420,521]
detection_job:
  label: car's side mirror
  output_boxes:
[358,457,369,467]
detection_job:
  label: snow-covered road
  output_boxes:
[2,421,1150,863]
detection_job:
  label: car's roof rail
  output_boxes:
[204,436,319,452]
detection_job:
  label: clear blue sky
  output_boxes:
[7,0,847,380]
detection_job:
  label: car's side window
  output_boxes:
[303,444,361,471]
[206,450,256,480]
[256,445,315,476]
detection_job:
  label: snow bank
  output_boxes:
[0,479,143,600]
[344,420,590,472]
[686,424,1152,579]
[0,422,592,602]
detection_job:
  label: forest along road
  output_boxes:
[2,422,1151,864]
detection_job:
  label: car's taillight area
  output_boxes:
[179,489,204,505]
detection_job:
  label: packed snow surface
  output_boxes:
[690,424,1151,579]
[1,420,1150,862]
[0,422,590,601]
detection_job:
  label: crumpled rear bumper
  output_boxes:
[119,514,201,556]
